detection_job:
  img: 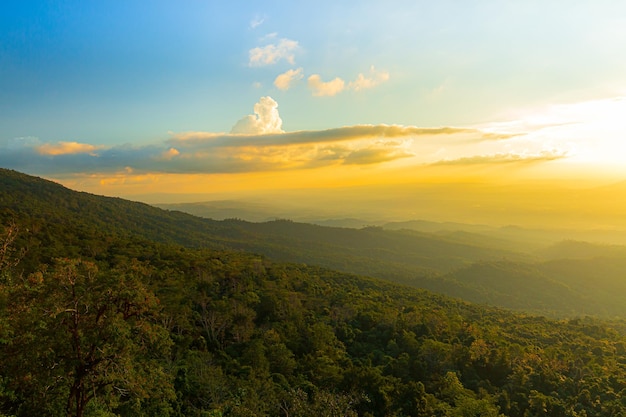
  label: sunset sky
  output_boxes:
[2,1,626,226]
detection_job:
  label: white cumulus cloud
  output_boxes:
[307,67,390,97]
[230,96,284,134]
[348,66,390,91]
[274,68,304,91]
[307,74,346,97]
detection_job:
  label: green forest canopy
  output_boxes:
[2,168,626,416]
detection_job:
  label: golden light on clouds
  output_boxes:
[480,95,626,168]
[274,68,304,91]
[307,74,346,97]
[306,67,390,97]
[4,0,626,235]
[6,93,626,228]
[160,148,180,160]
[36,141,102,156]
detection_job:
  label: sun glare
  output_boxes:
[483,95,626,174]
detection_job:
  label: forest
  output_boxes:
[2,168,626,416]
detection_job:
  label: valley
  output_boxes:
[2,168,626,416]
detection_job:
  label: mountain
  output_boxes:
[4,168,626,416]
[536,239,626,260]
[0,168,514,263]
[154,199,294,223]
[3,168,626,319]
[0,168,520,285]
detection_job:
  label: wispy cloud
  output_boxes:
[0,128,468,176]
[1,96,565,177]
[431,150,568,166]
[344,146,413,165]
[477,96,626,166]
[249,15,266,29]
[171,124,475,148]
[479,132,525,141]
[248,38,299,66]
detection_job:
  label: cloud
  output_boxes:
[479,132,525,141]
[348,66,390,91]
[36,141,102,156]
[5,136,41,150]
[274,68,304,91]
[1,124,470,176]
[477,95,626,166]
[250,15,265,29]
[307,67,390,97]
[230,96,284,134]
[173,124,474,148]
[307,74,346,97]
[431,150,567,166]
[248,38,299,66]
[161,123,471,172]
[344,146,413,165]
[160,148,180,160]
[5,96,564,178]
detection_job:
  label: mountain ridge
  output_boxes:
[3,168,626,318]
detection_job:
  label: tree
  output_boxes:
[0,220,22,281]
[2,258,174,417]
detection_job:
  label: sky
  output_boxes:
[2,1,626,227]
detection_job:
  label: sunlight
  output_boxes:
[549,97,626,165]
[486,96,626,171]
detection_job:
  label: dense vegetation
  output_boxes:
[3,223,626,416]
[4,168,626,319]
[3,168,626,416]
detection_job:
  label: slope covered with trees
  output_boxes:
[2,169,626,415]
[4,169,626,319]
[3,219,626,416]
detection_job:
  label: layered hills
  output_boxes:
[2,168,626,416]
[2,168,626,318]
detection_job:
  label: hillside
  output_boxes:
[3,168,626,319]
[0,169,519,297]
[0,169,517,264]
[3,205,626,416]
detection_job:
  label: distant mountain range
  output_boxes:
[3,167,626,318]
[157,200,626,247]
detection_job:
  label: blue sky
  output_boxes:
[2,0,626,200]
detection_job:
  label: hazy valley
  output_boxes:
[3,168,626,416]
[5,2,626,415]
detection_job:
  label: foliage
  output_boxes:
[0,257,174,416]
[6,168,626,319]
[4,169,626,416]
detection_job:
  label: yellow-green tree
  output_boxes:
[2,258,174,417]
